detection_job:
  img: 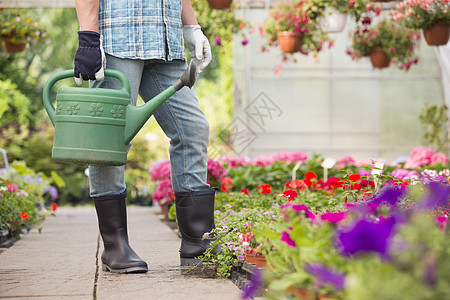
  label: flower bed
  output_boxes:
[0,161,59,247]
[152,146,449,299]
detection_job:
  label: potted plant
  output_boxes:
[306,0,374,33]
[346,19,421,70]
[262,0,329,55]
[207,0,233,10]
[391,0,450,46]
[0,9,48,53]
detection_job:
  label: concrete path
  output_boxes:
[0,206,241,300]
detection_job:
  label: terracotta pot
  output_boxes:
[277,31,304,54]
[369,48,390,69]
[245,251,256,264]
[207,0,232,9]
[3,41,26,53]
[423,23,450,46]
[285,285,316,299]
[254,255,266,268]
[319,9,347,33]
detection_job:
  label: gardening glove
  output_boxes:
[183,25,212,73]
[74,31,106,85]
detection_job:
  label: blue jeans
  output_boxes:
[89,54,210,199]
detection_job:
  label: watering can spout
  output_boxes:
[123,60,199,145]
[123,87,176,145]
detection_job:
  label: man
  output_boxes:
[74,0,217,273]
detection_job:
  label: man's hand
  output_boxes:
[74,31,106,85]
[183,25,212,73]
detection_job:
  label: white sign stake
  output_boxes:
[292,161,302,181]
[321,158,336,182]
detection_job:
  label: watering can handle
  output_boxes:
[42,69,131,126]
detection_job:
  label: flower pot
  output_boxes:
[423,24,450,46]
[245,251,256,264]
[207,0,232,9]
[369,48,390,69]
[254,255,266,268]
[277,32,304,54]
[319,9,347,33]
[3,40,26,53]
[285,285,316,299]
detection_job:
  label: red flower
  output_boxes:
[349,0,356,8]
[323,177,343,190]
[241,188,249,195]
[220,177,233,192]
[348,174,361,182]
[282,189,298,200]
[51,202,58,212]
[257,184,272,194]
[304,171,317,179]
[19,211,30,221]
[285,179,308,190]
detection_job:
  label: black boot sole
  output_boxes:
[102,263,148,274]
[180,257,203,266]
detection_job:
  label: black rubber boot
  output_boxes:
[175,189,220,266]
[94,198,148,273]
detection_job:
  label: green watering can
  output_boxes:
[43,61,198,166]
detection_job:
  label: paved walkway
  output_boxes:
[0,206,241,300]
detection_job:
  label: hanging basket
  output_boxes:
[369,48,390,69]
[276,31,304,54]
[3,40,27,53]
[207,0,233,9]
[319,9,347,33]
[423,23,450,46]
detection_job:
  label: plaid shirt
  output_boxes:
[99,0,185,61]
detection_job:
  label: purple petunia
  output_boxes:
[336,218,396,257]
[281,203,316,219]
[421,181,450,209]
[371,186,406,206]
[43,186,58,201]
[242,268,262,299]
[280,231,296,247]
[305,263,346,290]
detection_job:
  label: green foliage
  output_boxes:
[0,79,33,127]
[191,0,247,44]
[419,104,449,155]
[0,161,55,232]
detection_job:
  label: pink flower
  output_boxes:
[430,152,448,166]
[207,159,227,183]
[404,146,435,169]
[335,156,355,169]
[392,168,419,179]
[281,231,296,247]
[7,184,18,192]
[241,39,249,46]
[149,160,171,181]
[320,211,347,223]
[152,179,175,206]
